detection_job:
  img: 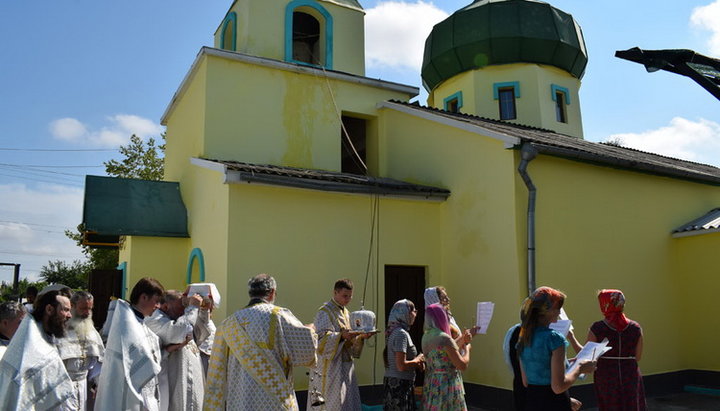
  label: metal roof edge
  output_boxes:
[377,101,521,148]
[162,48,419,124]
[528,143,720,187]
[671,227,720,239]
[224,170,449,202]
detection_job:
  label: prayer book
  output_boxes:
[475,302,495,334]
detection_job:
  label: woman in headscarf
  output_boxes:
[424,286,474,347]
[587,289,646,410]
[383,299,424,410]
[421,303,471,411]
[517,287,595,411]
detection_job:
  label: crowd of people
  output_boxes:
[0,275,645,411]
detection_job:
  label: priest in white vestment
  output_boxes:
[95,277,164,411]
[145,290,205,411]
[56,291,105,411]
[307,279,373,411]
[0,290,75,410]
[205,274,317,410]
[0,301,26,358]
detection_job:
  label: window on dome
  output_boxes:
[292,12,321,65]
[494,82,520,121]
[555,92,567,123]
[498,88,517,120]
[443,91,463,113]
[341,116,367,175]
[551,85,570,124]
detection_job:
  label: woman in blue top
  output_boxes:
[517,287,596,411]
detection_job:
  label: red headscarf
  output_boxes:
[598,289,629,331]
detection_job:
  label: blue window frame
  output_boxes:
[220,12,237,51]
[186,248,206,284]
[443,91,463,113]
[551,85,570,123]
[285,0,333,69]
[494,82,520,120]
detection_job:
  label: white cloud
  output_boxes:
[49,118,87,141]
[49,114,163,148]
[365,1,448,71]
[606,117,720,166]
[691,0,720,56]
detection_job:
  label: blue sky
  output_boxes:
[0,0,719,282]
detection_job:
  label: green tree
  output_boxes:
[39,260,90,290]
[65,223,119,270]
[104,133,165,180]
[0,278,46,302]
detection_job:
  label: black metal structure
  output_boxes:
[616,47,720,101]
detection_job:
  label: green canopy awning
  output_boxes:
[83,175,189,238]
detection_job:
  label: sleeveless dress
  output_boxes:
[422,337,466,411]
[590,320,647,410]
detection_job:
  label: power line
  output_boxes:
[0,171,84,186]
[0,148,116,152]
[0,250,82,258]
[0,164,87,177]
[0,163,103,168]
[0,220,74,230]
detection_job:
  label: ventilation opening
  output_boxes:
[293,12,320,65]
[555,91,567,123]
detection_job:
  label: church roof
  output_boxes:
[422,0,588,91]
[381,101,720,187]
[320,0,363,11]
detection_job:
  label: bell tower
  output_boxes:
[214,0,366,76]
[422,0,588,138]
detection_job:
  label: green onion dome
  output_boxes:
[421,0,588,91]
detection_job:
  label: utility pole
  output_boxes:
[0,263,21,300]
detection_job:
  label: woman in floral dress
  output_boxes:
[587,289,646,410]
[421,303,471,411]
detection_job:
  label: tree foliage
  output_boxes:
[103,133,165,180]
[39,260,90,290]
[0,278,46,302]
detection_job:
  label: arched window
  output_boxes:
[220,12,237,51]
[186,248,206,284]
[293,12,320,65]
[285,0,333,68]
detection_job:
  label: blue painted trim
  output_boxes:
[551,84,571,104]
[117,262,127,299]
[443,91,464,111]
[186,248,206,284]
[220,12,237,51]
[284,0,333,69]
[684,385,720,396]
[493,82,520,99]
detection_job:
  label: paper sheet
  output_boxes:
[188,283,222,307]
[549,307,573,336]
[566,338,612,374]
[475,302,495,334]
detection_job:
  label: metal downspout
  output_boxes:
[518,143,538,295]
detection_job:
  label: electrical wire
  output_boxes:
[0,148,115,152]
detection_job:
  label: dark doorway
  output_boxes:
[384,265,426,385]
[88,269,123,330]
[341,115,367,175]
[292,11,320,65]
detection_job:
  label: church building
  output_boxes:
[83,0,720,407]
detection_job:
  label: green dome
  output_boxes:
[421,0,588,91]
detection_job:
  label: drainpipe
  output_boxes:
[518,143,538,296]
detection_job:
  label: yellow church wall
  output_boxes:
[670,233,720,371]
[377,108,527,388]
[429,64,583,138]
[201,54,413,171]
[527,154,720,378]
[224,181,442,389]
[215,0,365,75]
[181,164,232,320]
[163,59,208,182]
[118,236,190,298]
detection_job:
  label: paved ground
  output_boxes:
[467,392,720,410]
